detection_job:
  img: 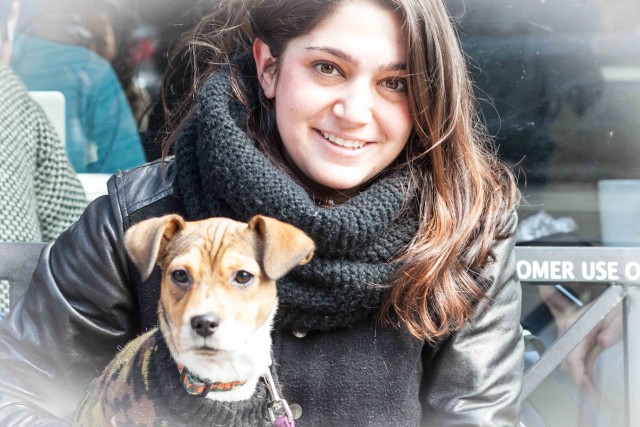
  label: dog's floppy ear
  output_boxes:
[124,214,186,281]
[248,215,315,280]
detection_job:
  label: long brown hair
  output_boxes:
[161,0,520,343]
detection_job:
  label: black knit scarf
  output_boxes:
[175,62,419,331]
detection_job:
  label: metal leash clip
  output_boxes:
[263,368,295,427]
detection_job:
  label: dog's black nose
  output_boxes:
[190,314,220,338]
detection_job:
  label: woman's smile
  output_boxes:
[319,130,368,150]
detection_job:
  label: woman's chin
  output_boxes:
[310,177,365,194]
[305,168,375,193]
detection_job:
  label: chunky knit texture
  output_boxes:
[0,64,86,242]
[175,62,419,331]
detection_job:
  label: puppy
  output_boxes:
[74,214,314,426]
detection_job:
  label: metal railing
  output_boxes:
[515,246,639,427]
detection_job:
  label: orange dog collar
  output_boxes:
[177,363,247,397]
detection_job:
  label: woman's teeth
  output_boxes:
[322,132,366,149]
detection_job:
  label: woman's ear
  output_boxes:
[253,38,277,99]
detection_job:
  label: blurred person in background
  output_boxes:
[9,0,146,173]
[82,2,153,135]
[0,0,86,242]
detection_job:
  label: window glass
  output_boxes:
[447,0,640,247]
[447,2,638,426]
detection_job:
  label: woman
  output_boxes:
[0,0,523,425]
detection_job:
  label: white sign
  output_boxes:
[516,259,640,282]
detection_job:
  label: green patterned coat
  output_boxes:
[0,64,86,243]
[74,329,271,427]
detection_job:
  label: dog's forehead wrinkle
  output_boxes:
[166,231,204,257]
[187,220,239,264]
[208,220,246,243]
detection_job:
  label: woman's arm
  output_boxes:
[421,211,523,427]
[0,195,140,425]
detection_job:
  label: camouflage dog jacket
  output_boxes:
[74,329,271,426]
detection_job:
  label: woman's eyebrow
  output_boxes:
[305,46,406,72]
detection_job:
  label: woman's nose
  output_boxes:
[332,81,374,125]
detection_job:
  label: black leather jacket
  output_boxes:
[0,159,524,426]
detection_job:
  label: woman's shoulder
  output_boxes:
[106,158,185,228]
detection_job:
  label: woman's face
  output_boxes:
[254,0,412,191]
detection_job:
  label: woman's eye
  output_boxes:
[381,78,407,92]
[315,62,341,76]
[171,269,190,285]
[234,270,254,285]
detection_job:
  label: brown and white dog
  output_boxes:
[128,214,314,400]
[74,214,314,425]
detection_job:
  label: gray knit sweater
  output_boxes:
[0,64,86,242]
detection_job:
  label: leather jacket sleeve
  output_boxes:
[0,195,139,426]
[421,211,524,427]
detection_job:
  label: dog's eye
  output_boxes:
[171,269,190,285]
[234,270,254,285]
